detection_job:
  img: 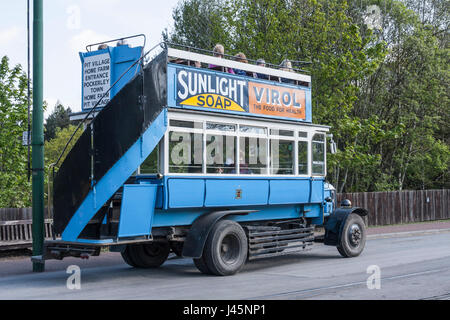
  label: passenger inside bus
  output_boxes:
[239,150,252,174]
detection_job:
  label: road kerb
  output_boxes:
[368,228,450,240]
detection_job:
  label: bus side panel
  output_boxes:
[167,178,205,208]
[152,205,303,228]
[269,179,310,204]
[204,179,269,207]
[164,177,324,208]
[117,184,157,238]
[311,179,324,203]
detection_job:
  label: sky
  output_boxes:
[0,0,180,118]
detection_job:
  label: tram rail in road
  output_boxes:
[0,230,449,300]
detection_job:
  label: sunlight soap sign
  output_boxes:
[173,66,307,121]
[82,53,111,110]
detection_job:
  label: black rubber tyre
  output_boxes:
[124,242,170,268]
[202,220,248,276]
[193,256,213,275]
[337,213,366,258]
[121,245,140,267]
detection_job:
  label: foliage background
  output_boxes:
[166,0,449,193]
[0,0,448,207]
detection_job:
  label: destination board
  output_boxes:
[82,52,111,110]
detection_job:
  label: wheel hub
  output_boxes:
[220,234,240,264]
[221,243,229,253]
[348,224,361,246]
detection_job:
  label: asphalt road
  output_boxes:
[0,231,449,300]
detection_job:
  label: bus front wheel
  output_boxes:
[337,213,366,258]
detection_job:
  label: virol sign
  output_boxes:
[174,66,307,120]
[249,82,305,119]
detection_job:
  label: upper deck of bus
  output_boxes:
[165,46,313,124]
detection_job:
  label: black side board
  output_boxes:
[53,51,167,234]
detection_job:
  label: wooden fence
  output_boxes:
[0,219,54,250]
[0,189,448,248]
[338,189,450,226]
[0,208,53,250]
[0,207,52,221]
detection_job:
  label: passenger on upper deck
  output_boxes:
[233,53,255,77]
[208,44,235,74]
[255,58,269,80]
[280,59,295,84]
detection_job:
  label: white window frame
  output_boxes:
[311,133,327,177]
[239,127,269,175]
[297,135,309,176]
[164,110,329,178]
[205,123,238,174]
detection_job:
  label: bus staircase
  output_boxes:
[51,48,167,248]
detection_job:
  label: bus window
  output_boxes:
[206,122,236,132]
[239,136,267,174]
[140,146,159,174]
[270,139,294,175]
[298,140,308,175]
[169,131,203,173]
[169,119,202,129]
[270,129,294,137]
[240,125,267,135]
[312,133,325,175]
[206,134,236,174]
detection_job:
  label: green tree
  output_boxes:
[168,0,233,50]
[166,0,449,192]
[44,102,72,142]
[0,56,31,207]
[351,0,450,191]
[45,125,82,168]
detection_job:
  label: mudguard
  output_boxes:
[323,207,368,246]
[182,210,257,258]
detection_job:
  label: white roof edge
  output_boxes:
[167,107,330,129]
[167,48,311,84]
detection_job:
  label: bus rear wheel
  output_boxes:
[193,256,213,275]
[199,220,248,276]
[121,242,170,268]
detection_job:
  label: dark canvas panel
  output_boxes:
[53,51,167,234]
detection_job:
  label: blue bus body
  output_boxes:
[46,45,365,272]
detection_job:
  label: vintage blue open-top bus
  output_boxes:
[41,42,368,276]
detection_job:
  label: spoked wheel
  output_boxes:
[337,213,366,258]
[195,220,248,276]
[121,242,170,268]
